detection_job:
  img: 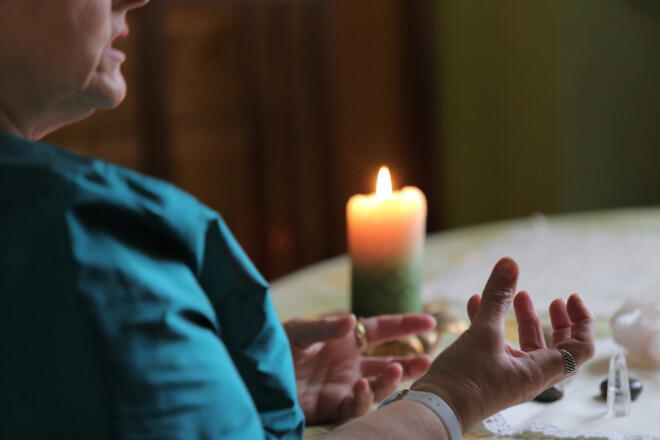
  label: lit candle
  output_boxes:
[346,167,427,317]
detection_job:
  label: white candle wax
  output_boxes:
[346,167,427,316]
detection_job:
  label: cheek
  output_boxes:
[73,3,113,68]
[33,5,112,91]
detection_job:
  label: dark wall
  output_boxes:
[47,0,441,281]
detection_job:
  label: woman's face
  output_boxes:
[0,0,149,138]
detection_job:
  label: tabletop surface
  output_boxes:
[270,208,660,439]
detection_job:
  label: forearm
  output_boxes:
[324,400,449,440]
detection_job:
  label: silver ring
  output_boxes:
[559,348,577,376]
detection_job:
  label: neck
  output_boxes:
[0,104,25,139]
[0,99,93,141]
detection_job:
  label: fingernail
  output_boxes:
[496,258,517,280]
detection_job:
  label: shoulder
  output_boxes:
[0,131,216,223]
[1,134,226,278]
[59,152,220,279]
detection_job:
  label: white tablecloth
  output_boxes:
[423,215,660,320]
[482,338,660,439]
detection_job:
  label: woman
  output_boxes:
[0,1,595,439]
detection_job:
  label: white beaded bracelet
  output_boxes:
[378,389,462,440]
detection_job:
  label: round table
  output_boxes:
[271,208,660,439]
[272,207,660,320]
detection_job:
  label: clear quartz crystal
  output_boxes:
[607,353,631,416]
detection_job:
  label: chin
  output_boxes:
[94,86,128,110]
[30,78,127,140]
[84,74,128,110]
[96,93,127,110]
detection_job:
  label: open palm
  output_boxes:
[284,313,435,424]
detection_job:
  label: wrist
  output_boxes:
[410,376,475,433]
[379,389,462,440]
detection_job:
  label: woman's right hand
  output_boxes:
[411,257,596,432]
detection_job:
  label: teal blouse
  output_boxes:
[0,131,304,439]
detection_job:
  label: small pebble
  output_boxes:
[600,378,643,401]
[534,384,564,402]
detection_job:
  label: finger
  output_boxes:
[566,294,596,348]
[526,347,569,384]
[467,294,481,323]
[368,362,404,402]
[338,378,373,422]
[549,298,571,346]
[529,335,594,386]
[473,257,519,332]
[284,314,355,348]
[505,343,525,357]
[361,314,436,346]
[529,295,595,382]
[361,354,432,379]
[513,291,545,351]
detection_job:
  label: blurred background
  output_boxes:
[46,0,660,281]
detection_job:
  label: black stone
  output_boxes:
[599,378,643,401]
[534,385,564,402]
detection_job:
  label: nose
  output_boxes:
[114,0,150,12]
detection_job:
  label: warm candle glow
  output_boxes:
[376,166,392,200]
[346,166,427,317]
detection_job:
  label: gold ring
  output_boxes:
[354,319,368,351]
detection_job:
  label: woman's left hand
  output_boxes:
[283,313,436,424]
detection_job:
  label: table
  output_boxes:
[271,208,660,439]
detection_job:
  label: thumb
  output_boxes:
[284,314,356,348]
[338,378,374,422]
[474,257,519,334]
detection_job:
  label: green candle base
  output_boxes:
[351,261,423,317]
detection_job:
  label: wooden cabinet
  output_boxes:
[47,0,441,280]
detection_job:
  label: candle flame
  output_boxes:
[376,166,392,200]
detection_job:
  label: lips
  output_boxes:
[112,29,129,45]
[106,47,127,63]
[107,28,130,63]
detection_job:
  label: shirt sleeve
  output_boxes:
[198,217,305,440]
[66,185,298,439]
